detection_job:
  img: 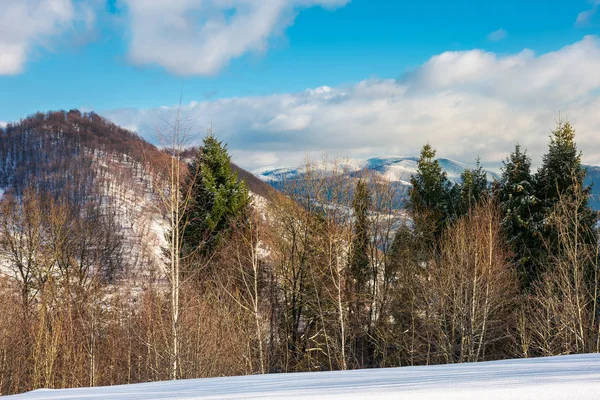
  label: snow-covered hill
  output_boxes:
[0,111,168,282]
[254,156,500,187]
[0,111,274,284]
[8,354,600,399]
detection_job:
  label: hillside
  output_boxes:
[7,354,600,399]
[0,111,169,283]
[0,110,273,280]
[0,110,271,200]
[0,111,287,395]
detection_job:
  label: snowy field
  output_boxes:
[7,354,600,399]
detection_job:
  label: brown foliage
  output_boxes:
[1,116,599,395]
[518,182,600,357]
[424,199,519,363]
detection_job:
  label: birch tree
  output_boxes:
[146,99,200,380]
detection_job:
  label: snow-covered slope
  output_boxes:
[0,112,274,284]
[8,354,600,399]
[255,156,500,187]
[255,158,368,183]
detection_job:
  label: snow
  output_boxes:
[254,158,367,183]
[254,156,500,185]
[7,354,600,399]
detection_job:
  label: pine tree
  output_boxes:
[180,130,249,257]
[408,144,452,246]
[498,144,541,286]
[535,120,596,252]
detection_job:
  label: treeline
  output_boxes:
[395,120,599,363]
[238,119,599,370]
[0,117,598,395]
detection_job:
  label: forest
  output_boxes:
[0,111,598,395]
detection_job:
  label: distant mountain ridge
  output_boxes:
[254,156,500,185]
[584,165,600,210]
[254,156,600,210]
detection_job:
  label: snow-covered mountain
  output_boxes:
[584,165,600,210]
[256,157,600,210]
[254,156,500,188]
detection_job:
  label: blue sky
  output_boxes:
[1,0,600,169]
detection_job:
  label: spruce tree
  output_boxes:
[180,130,249,257]
[348,179,371,296]
[456,158,488,216]
[408,144,452,246]
[347,178,371,367]
[460,158,488,215]
[498,144,541,286]
[535,120,596,252]
[536,121,587,201]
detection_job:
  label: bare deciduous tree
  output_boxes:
[144,99,201,380]
[519,178,600,356]
[424,199,518,363]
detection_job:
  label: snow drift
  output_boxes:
[7,354,600,399]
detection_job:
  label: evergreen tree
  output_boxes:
[535,120,596,251]
[498,144,541,286]
[455,158,489,216]
[536,120,585,200]
[408,144,452,245]
[348,179,371,296]
[347,178,372,367]
[180,130,249,257]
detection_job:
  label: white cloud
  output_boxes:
[576,8,596,27]
[261,113,313,132]
[487,28,507,42]
[0,0,96,75]
[576,1,599,27]
[121,0,350,75]
[104,36,600,171]
[0,121,7,129]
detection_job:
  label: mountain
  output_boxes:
[0,111,166,283]
[256,157,600,210]
[254,156,500,191]
[584,165,600,210]
[0,110,272,281]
